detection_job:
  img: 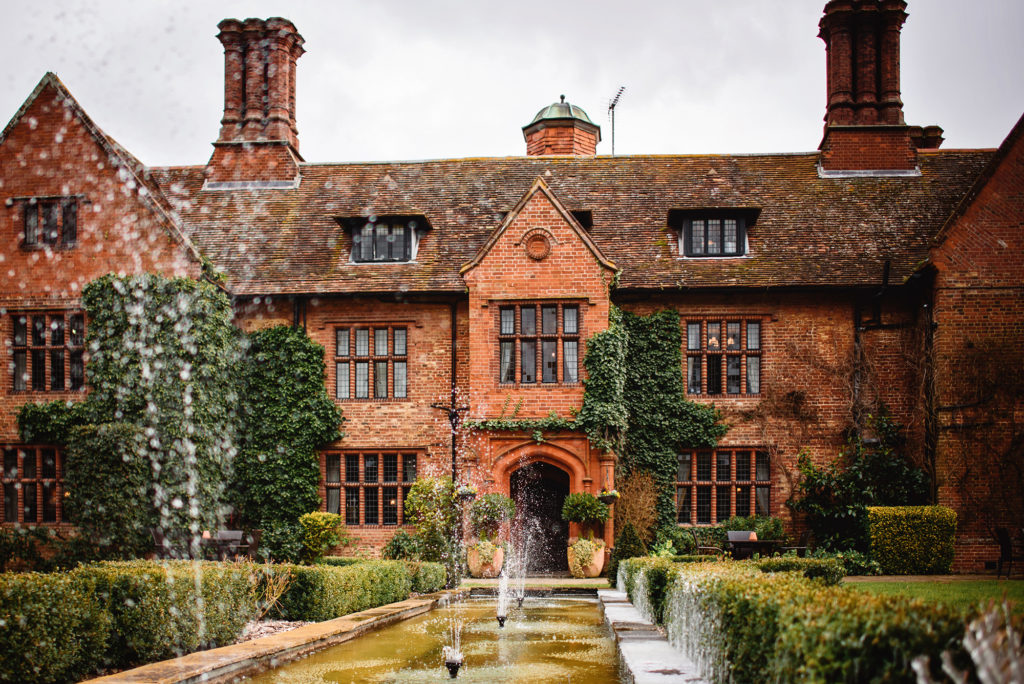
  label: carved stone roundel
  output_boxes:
[525,233,551,261]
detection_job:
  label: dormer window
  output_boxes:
[342,215,428,263]
[670,210,757,258]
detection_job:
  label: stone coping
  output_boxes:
[84,588,468,684]
[598,589,707,684]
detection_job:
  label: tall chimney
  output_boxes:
[817,1,940,174]
[205,17,305,188]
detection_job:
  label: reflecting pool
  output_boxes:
[245,597,619,683]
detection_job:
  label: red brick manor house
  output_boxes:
[2,2,1021,571]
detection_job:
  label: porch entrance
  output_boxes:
[510,462,569,573]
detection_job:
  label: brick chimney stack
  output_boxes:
[206,18,305,188]
[817,0,941,174]
[523,96,601,156]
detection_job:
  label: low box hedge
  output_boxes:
[621,558,972,683]
[867,505,957,575]
[755,556,845,585]
[271,560,413,622]
[316,556,365,567]
[403,561,446,593]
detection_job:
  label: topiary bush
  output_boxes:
[607,520,648,586]
[469,493,516,541]
[867,505,957,575]
[561,492,610,525]
[299,512,350,564]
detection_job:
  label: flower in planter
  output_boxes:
[456,484,477,500]
[597,489,620,503]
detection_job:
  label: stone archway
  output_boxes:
[510,462,570,573]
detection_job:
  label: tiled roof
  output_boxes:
[151,150,992,296]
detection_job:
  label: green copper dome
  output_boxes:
[529,95,594,125]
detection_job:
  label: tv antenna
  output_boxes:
[608,86,626,155]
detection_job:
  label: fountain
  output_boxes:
[442,645,463,678]
[496,570,510,628]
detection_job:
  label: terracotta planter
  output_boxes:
[467,544,504,578]
[567,541,605,578]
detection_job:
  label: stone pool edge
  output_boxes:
[85,588,469,684]
[597,589,708,684]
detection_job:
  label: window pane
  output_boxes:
[563,340,578,383]
[390,224,405,261]
[724,219,737,254]
[716,452,730,481]
[345,454,360,482]
[696,486,712,524]
[336,362,350,399]
[14,351,27,391]
[31,349,46,390]
[707,219,721,254]
[364,455,378,483]
[50,318,64,345]
[727,356,741,394]
[23,484,36,523]
[707,356,722,394]
[521,307,536,336]
[374,361,388,398]
[327,487,340,515]
[383,487,398,525]
[69,315,84,346]
[687,322,701,350]
[326,454,341,483]
[355,329,369,356]
[70,351,84,391]
[13,316,27,346]
[736,486,751,517]
[687,357,701,394]
[563,306,578,334]
[383,454,398,482]
[360,225,373,261]
[521,341,536,383]
[500,308,515,335]
[41,450,56,479]
[541,306,557,335]
[716,486,731,523]
[542,340,557,383]
[62,200,77,244]
[375,223,388,260]
[393,328,407,356]
[755,486,770,516]
[345,488,360,525]
[696,452,712,480]
[394,361,407,398]
[747,356,760,395]
[4,450,18,478]
[22,450,35,479]
[690,220,704,255]
[736,452,751,482]
[336,328,349,356]
[677,486,692,524]
[707,322,721,351]
[402,454,417,483]
[756,452,770,481]
[374,329,388,356]
[32,316,46,345]
[499,341,515,383]
[24,204,38,244]
[43,203,59,243]
[677,452,692,481]
[364,487,379,524]
[3,483,17,522]
[50,350,64,390]
[726,322,740,350]
[747,322,760,350]
[355,362,369,398]
[42,482,56,523]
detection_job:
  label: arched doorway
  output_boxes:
[510,462,570,573]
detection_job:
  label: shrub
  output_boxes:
[0,526,52,572]
[0,571,110,683]
[403,561,446,593]
[316,556,364,567]
[561,492,610,525]
[469,493,516,541]
[404,477,459,579]
[608,521,648,586]
[868,505,957,575]
[382,530,422,560]
[73,561,255,667]
[299,512,349,564]
[652,525,695,555]
[721,515,786,540]
[809,548,883,576]
[756,556,845,585]
[272,560,412,622]
[614,471,660,543]
[568,538,601,578]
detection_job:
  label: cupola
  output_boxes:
[522,96,601,156]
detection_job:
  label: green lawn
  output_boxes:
[850,580,1024,616]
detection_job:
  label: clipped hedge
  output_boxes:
[403,561,446,593]
[622,559,972,683]
[0,572,110,683]
[316,556,365,567]
[867,505,957,575]
[755,556,845,586]
[272,560,413,622]
[74,560,255,667]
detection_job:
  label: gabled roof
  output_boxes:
[151,149,991,297]
[1,73,205,267]
[460,176,616,275]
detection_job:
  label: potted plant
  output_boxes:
[456,483,477,503]
[561,492,610,577]
[597,488,620,506]
[466,493,515,577]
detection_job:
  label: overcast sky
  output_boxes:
[2,1,1022,166]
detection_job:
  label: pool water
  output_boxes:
[245,597,619,683]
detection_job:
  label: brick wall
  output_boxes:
[819,126,917,171]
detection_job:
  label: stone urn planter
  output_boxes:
[567,539,605,578]
[467,542,504,578]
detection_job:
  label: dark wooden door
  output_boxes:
[510,462,569,573]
